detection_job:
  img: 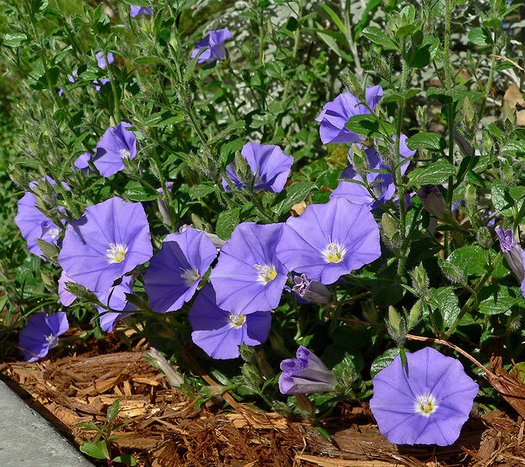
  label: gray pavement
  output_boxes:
[0,379,93,466]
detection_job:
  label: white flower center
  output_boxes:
[414,393,439,417]
[180,268,200,286]
[106,243,128,264]
[45,334,58,348]
[120,148,131,159]
[228,314,246,327]
[48,228,60,240]
[254,264,277,284]
[322,242,346,263]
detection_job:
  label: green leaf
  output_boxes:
[405,43,432,69]
[408,159,455,187]
[427,287,460,329]
[315,30,354,63]
[3,33,27,47]
[187,183,216,199]
[107,398,120,423]
[346,114,380,137]
[76,421,100,432]
[446,245,487,277]
[510,186,525,202]
[407,132,446,151]
[362,26,398,50]
[80,441,110,460]
[321,4,346,35]
[113,454,138,466]
[134,56,161,65]
[491,181,513,216]
[315,426,333,443]
[501,140,525,155]
[271,182,317,216]
[120,0,150,6]
[479,285,522,316]
[143,110,186,127]
[370,348,400,377]
[216,208,241,240]
[468,27,492,46]
[124,181,159,202]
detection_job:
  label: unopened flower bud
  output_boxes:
[407,299,424,330]
[417,185,450,221]
[278,346,336,394]
[496,226,524,281]
[242,363,264,390]
[292,274,332,305]
[381,212,401,251]
[410,263,429,297]
[477,226,492,248]
[386,306,406,343]
[35,239,59,263]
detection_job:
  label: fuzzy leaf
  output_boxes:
[216,208,241,240]
[362,26,398,50]
[408,159,455,186]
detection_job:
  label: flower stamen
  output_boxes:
[120,148,131,159]
[414,393,438,417]
[322,242,346,263]
[228,314,246,328]
[254,264,278,284]
[180,268,200,286]
[106,243,128,264]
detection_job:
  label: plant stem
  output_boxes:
[405,333,496,378]
[395,45,409,278]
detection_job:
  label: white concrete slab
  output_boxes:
[0,380,93,466]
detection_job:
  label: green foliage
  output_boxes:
[1,0,525,427]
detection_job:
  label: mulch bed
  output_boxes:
[1,334,524,466]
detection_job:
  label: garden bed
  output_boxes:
[1,332,523,466]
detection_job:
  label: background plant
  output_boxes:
[1,0,525,422]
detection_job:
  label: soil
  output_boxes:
[1,332,524,467]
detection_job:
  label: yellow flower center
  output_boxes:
[180,268,200,286]
[415,393,438,417]
[106,243,128,264]
[228,314,246,327]
[254,264,277,284]
[322,242,346,263]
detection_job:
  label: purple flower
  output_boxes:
[96,51,114,70]
[15,179,64,259]
[417,185,450,220]
[144,228,217,313]
[130,5,152,17]
[210,222,288,314]
[191,28,233,64]
[276,197,381,285]
[58,197,153,294]
[97,276,135,332]
[316,85,384,144]
[58,271,77,307]
[222,142,294,193]
[189,285,271,359]
[93,122,137,177]
[19,312,69,362]
[93,78,110,92]
[332,136,414,208]
[292,274,332,305]
[370,347,478,446]
[278,346,336,394]
[74,152,91,171]
[495,227,524,282]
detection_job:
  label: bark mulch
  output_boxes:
[1,336,524,466]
